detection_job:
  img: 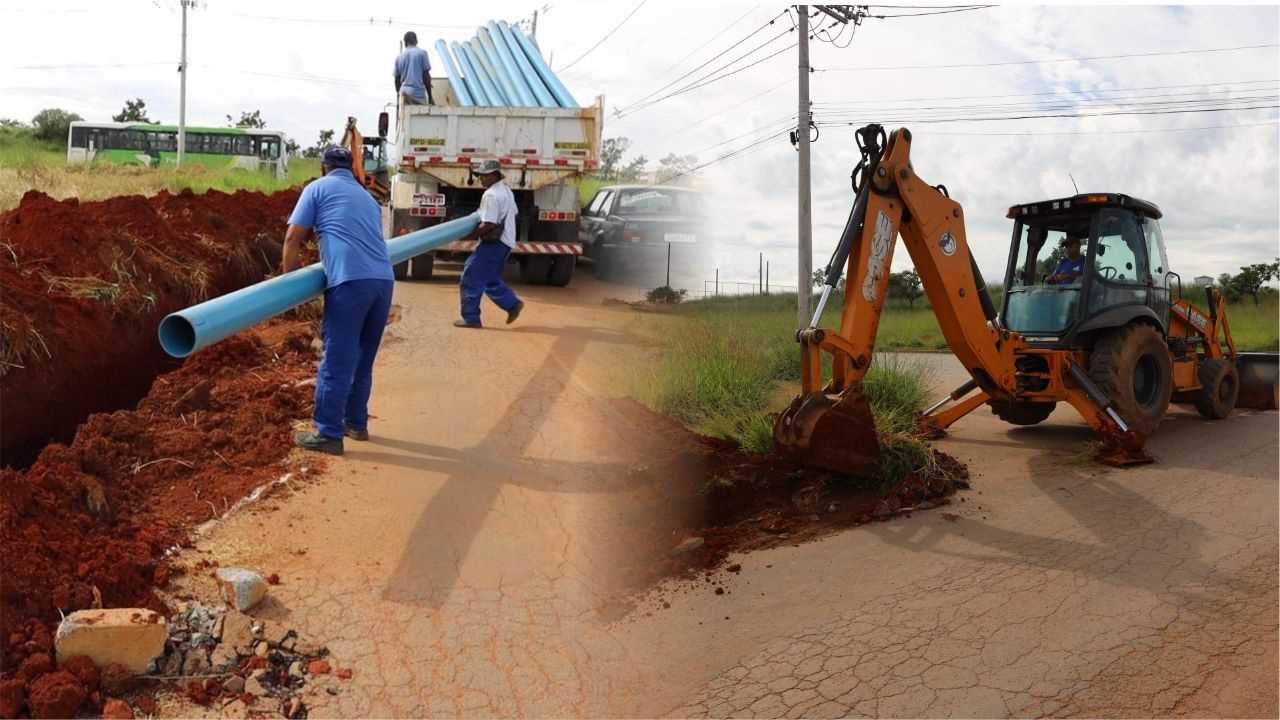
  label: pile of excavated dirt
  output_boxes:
[0,188,304,467]
[599,399,971,601]
[0,320,320,707]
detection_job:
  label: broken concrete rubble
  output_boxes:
[214,568,269,611]
[54,609,167,676]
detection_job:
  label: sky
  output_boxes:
[5,1,1279,292]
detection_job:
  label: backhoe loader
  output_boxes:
[774,123,1278,475]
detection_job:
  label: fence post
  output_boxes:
[715,268,719,296]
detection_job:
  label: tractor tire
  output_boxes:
[521,256,552,285]
[1192,357,1238,420]
[393,261,409,280]
[408,253,434,281]
[1088,323,1173,436]
[547,255,575,287]
[988,400,1056,426]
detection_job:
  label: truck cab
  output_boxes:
[1001,193,1171,347]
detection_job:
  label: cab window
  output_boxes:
[585,191,609,216]
[1093,209,1146,284]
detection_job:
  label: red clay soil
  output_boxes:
[600,399,971,600]
[0,321,319,716]
[0,188,302,467]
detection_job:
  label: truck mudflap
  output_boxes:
[438,240,583,255]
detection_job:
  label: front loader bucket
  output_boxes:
[773,387,881,477]
[1236,352,1279,410]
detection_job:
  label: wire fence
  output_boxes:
[692,278,799,298]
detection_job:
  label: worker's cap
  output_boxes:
[321,146,353,169]
[1062,232,1084,244]
[472,158,503,176]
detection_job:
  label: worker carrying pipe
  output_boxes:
[454,159,525,328]
[283,146,395,455]
[395,31,434,106]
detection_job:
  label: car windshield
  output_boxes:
[1010,220,1090,288]
[614,189,702,216]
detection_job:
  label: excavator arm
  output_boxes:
[775,125,1145,476]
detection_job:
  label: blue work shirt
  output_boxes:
[1052,256,1084,282]
[288,169,393,288]
[395,46,432,102]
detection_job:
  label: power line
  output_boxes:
[667,129,791,181]
[614,8,790,115]
[814,92,1280,119]
[617,36,796,117]
[11,61,172,70]
[814,103,1280,126]
[817,42,1280,72]
[559,0,648,73]
[660,5,760,76]
[865,5,995,18]
[811,78,1279,108]
[204,10,476,28]
[917,120,1280,137]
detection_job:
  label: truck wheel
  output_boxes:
[393,261,409,280]
[1088,323,1172,436]
[1192,357,1238,419]
[988,400,1056,426]
[521,256,552,285]
[409,254,434,280]
[548,255,575,287]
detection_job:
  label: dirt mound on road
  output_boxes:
[0,188,301,466]
[0,321,318,681]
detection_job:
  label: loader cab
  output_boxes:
[1002,193,1169,344]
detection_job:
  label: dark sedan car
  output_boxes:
[578,185,711,287]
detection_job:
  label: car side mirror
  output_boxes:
[378,112,389,138]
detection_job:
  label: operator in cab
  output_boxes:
[395,31,433,106]
[283,146,395,455]
[1046,233,1085,285]
[454,159,525,329]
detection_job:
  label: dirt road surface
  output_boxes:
[170,278,1278,718]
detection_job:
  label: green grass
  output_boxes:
[0,128,318,211]
[1223,296,1279,351]
[572,174,608,207]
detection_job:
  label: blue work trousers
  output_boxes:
[460,240,520,323]
[314,278,394,439]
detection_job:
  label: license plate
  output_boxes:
[412,193,445,208]
[664,233,696,244]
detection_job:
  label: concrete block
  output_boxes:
[215,568,268,611]
[54,609,167,676]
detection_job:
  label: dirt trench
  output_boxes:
[0,188,300,467]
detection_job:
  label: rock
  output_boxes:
[17,653,54,682]
[55,609,167,676]
[221,698,250,719]
[284,697,304,719]
[223,676,245,695]
[28,671,86,720]
[210,643,238,670]
[244,676,267,697]
[215,568,269,611]
[307,659,330,675]
[254,642,269,658]
[670,536,705,557]
[102,698,134,719]
[212,615,225,642]
[336,668,353,680]
[161,650,185,677]
[292,639,326,657]
[59,655,100,691]
[99,664,133,696]
[220,611,255,653]
[183,651,211,676]
[0,678,25,720]
[288,661,303,679]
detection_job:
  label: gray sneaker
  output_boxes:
[295,431,344,455]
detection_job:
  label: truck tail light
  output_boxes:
[537,210,579,222]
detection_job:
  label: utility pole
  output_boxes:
[177,0,192,168]
[796,4,812,329]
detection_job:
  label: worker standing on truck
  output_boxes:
[283,146,396,455]
[455,159,524,328]
[1047,233,1086,284]
[395,31,433,106]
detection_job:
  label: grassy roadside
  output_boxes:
[0,131,319,211]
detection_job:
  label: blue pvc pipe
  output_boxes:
[466,39,510,105]
[498,21,556,108]
[451,41,491,106]
[459,41,503,106]
[433,39,475,106]
[476,29,522,107]
[484,23,536,106]
[510,24,579,108]
[158,214,481,358]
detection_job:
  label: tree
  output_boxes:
[812,269,845,292]
[618,154,648,182]
[1226,259,1280,305]
[31,108,83,142]
[112,98,153,123]
[888,269,924,308]
[285,137,300,157]
[599,136,630,180]
[303,129,336,158]
[0,118,26,129]
[656,153,697,184]
[227,110,266,129]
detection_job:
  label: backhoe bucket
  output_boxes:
[1236,352,1279,410]
[773,387,881,477]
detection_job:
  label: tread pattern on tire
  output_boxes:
[989,400,1056,426]
[1192,357,1237,419]
[1087,323,1172,436]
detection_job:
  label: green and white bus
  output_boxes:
[66,122,288,179]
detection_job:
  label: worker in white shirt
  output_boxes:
[455,159,524,328]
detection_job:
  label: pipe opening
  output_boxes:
[158,315,197,358]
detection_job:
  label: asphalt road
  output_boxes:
[168,276,1278,718]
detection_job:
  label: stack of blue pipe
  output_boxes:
[434,21,578,109]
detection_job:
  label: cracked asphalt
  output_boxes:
[168,275,1278,718]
